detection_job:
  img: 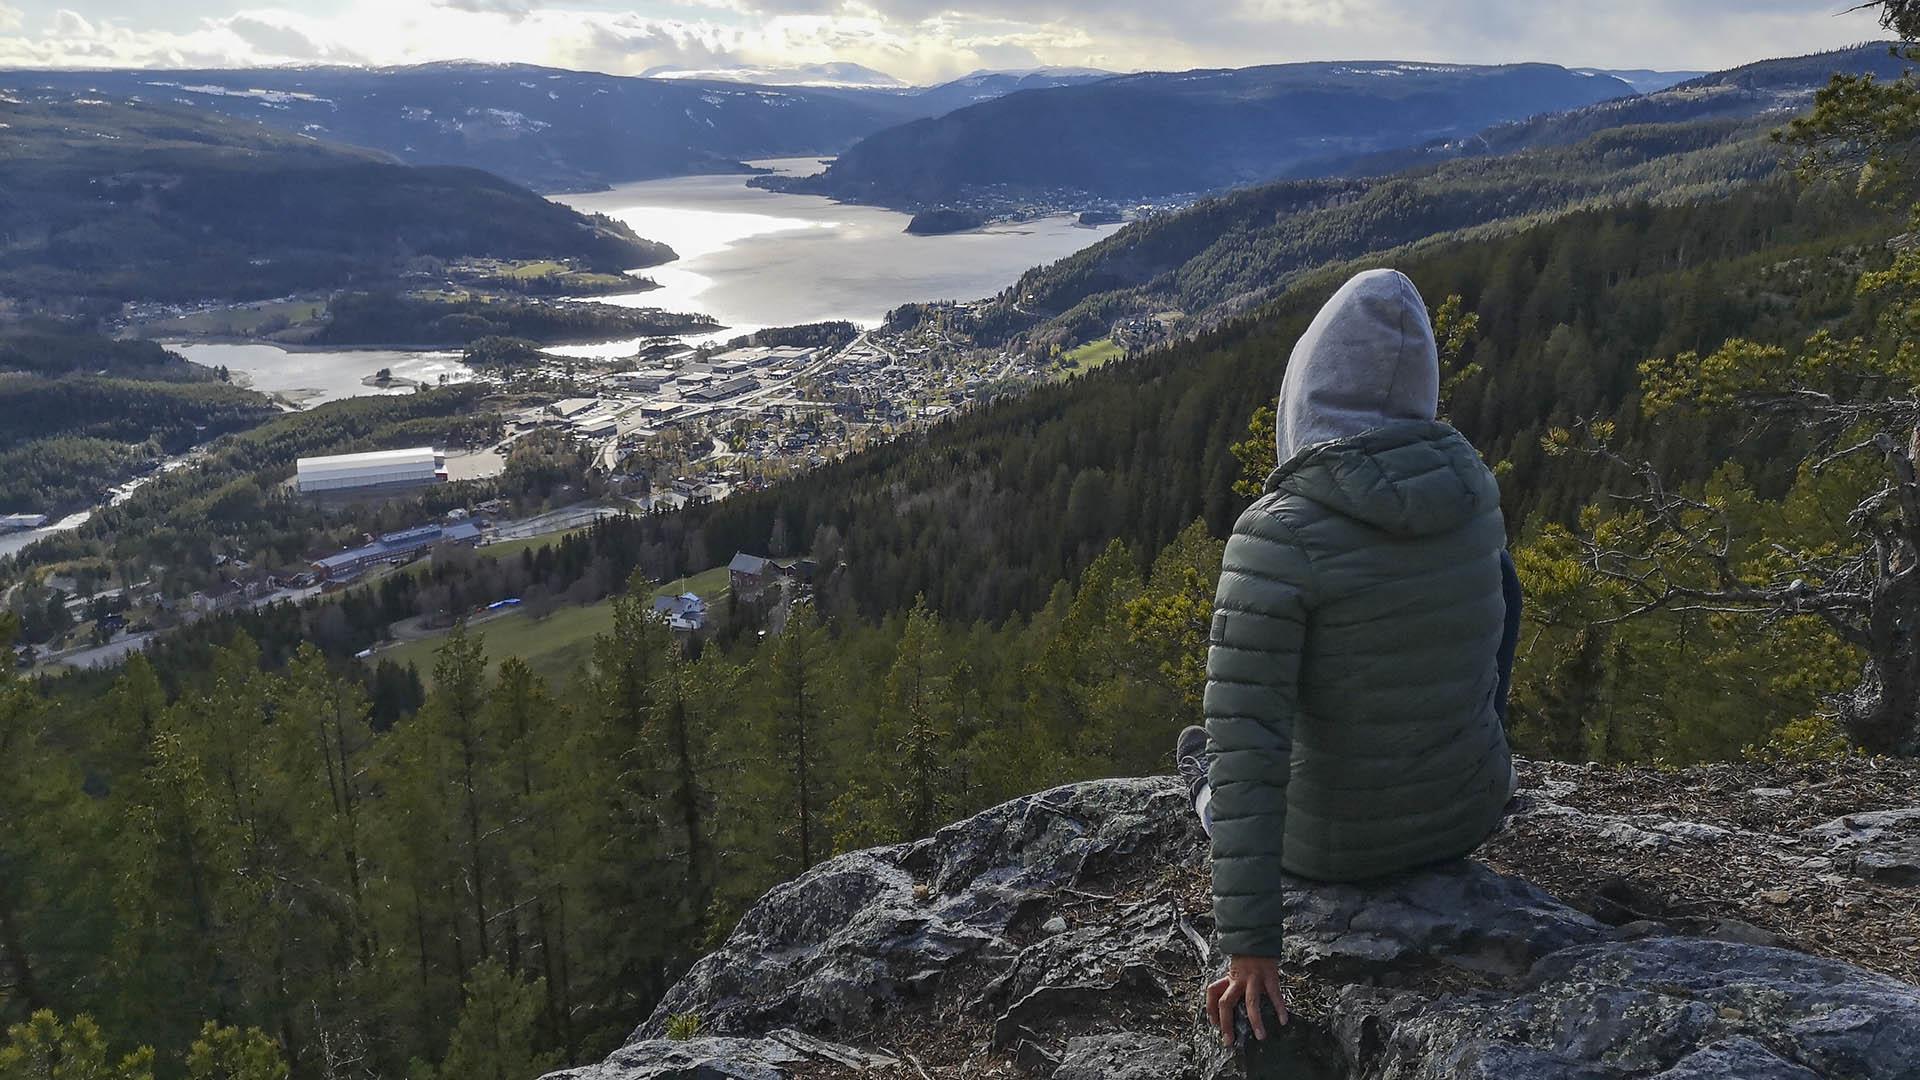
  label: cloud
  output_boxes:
[0,0,1890,81]
[0,6,372,69]
[223,13,359,60]
[434,0,537,16]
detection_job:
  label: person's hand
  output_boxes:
[1205,954,1287,1046]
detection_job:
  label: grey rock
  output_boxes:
[1279,858,1607,979]
[1804,808,1920,884]
[1324,937,1920,1080]
[978,898,1195,1049]
[1054,1033,1191,1080]
[562,770,1919,1080]
[1653,1038,1820,1079]
[540,1029,893,1080]
[636,777,1201,1040]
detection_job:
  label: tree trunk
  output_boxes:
[1851,572,1920,754]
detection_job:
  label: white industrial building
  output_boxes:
[296,448,447,495]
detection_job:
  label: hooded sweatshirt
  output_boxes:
[1275,268,1439,465]
[1204,269,1514,959]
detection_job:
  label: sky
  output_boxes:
[0,1,1892,84]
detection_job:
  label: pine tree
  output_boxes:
[0,1012,154,1080]
[758,601,836,873]
[185,1023,288,1080]
[420,964,553,1080]
[881,599,956,841]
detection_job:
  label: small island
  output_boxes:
[905,208,989,236]
[1079,208,1125,226]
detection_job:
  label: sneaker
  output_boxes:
[1175,725,1211,802]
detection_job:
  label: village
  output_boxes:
[504,320,1044,496]
[7,313,1066,673]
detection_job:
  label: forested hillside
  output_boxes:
[0,333,276,515]
[0,91,671,305]
[961,43,1912,351]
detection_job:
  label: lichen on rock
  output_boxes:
[548,761,1920,1079]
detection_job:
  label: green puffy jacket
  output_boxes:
[1205,419,1514,957]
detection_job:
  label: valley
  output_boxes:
[4,17,1920,1080]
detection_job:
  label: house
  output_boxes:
[729,552,773,600]
[188,577,272,615]
[652,592,708,633]
[729,552,816,602]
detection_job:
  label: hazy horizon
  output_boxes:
[0,1,1887,85]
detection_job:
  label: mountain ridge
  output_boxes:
[758,60,1638,209]
[951,42,1914,353]
[0,88,671,303]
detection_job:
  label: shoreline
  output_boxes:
[147,323,729,354]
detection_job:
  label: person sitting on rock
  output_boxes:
[1175,268,1523,1047]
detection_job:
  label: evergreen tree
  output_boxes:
[756,601,837,874]
[0,1012,154,1080]
[184,1023,288,1080]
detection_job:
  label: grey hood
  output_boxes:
[1275,269,1439,466]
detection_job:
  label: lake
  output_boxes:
[164,160,1120,389]
[546,158,1121,356]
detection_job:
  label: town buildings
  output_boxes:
[296,448,447,495]
[311,521,483,581]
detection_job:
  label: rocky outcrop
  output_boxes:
[544,760,1920,1080]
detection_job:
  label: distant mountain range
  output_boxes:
[1307,45,1916,180]
[0,63,929,193]
[760,61,1640,208]
[905,68,1118,116]
[0,63,1121,193]
[642,62,910,89]
[1575,68,1708,93]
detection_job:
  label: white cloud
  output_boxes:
[433,0,535,16]
[0,0,1891,81]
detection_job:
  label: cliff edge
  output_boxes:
[545,758,1920,1079]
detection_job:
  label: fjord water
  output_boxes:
[167,160,1120,395]
[551,158,1123,346]
[169,343,475,406]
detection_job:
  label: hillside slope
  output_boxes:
[552,758,1920,1078]
[761,62,1635,208]
[0,90,671,303]
[965,43,1913,349]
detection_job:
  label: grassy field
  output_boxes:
[378,566,731,686]
[468,259,637,294]
[1054,338,1123,381]
[146,299,327,337]
[476,525,598,563]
